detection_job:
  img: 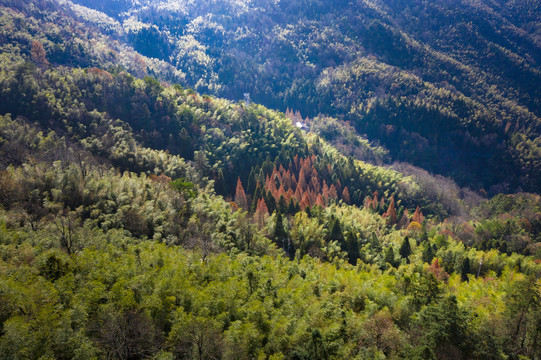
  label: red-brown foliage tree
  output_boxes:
[235,177,248,211]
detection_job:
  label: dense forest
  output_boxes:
[65,0,541,194]
[0,0,540,359]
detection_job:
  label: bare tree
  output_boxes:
[52,208,82,255]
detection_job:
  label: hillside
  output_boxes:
[0,1,540,359]
[65,0,541,194]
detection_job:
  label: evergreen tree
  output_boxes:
[420,230,429,245]
[385,246,396,268]
[247,167,257,196]
[329,217,345,247]
[265,190,276,214]
[274,212,291,257]
[399,236,412,261]
[371,233,382,252]
[251,181,262,213]
[415,296,473,358]
[461,257,471,282]
[261,156,274,177]
[423,243,435,264]
[278,194,288,214]
[288,198,298,214]
[398,209,410,229]
[215,169,227,195]
[346,232,360,265]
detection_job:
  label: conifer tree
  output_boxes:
[308,189,317,205]
[329,217,345,246]
[235,177,248,211]
[328,185,338,202]
[315,194,325,207]
[247,168,257,196]
[265,190,276,214]
[346,232,360,265]
[335,179,342,193]
[412,206,424,224]
[277,185,286,200]
[293,154,300,172]
[251,181,262,213]
[274,212,291,256]
[422,243,435,264]
[342,186,351,204]
[254,198,269,227]
[322,181,330,204]
[399,236,412,261]
[288,198,298,214]
[278,194,287,214]
[300,192,311,211]
[294,186,303,204]
[371,233,382,252]
[420,231,429,245]
[297,168,308,192]
[290,173,297,190]
[273,172,281,195]
[286,189,295,202]
[282,170,292,190]
[215,169,227,195]
[274,212,286,241]
[364,196,373,210]
[385,246,396,268]
[385,196,398,226]
[397,209,410,229]
[310,176,321,194]
[262,156,274,177]
[461,257,471,282]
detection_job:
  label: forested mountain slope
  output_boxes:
[0,1,541,359]
[66,0,541,194]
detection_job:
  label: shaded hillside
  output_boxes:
[68,0,541,193]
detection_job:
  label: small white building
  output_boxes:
[295,121,309,131]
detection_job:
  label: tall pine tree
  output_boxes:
[385,196,398,226]
[422,243,435,264]
[274,212,293,257]
[385,246,396,268]
[346,232,360,265]
[399,236,412,263]
[235,177,248,211]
